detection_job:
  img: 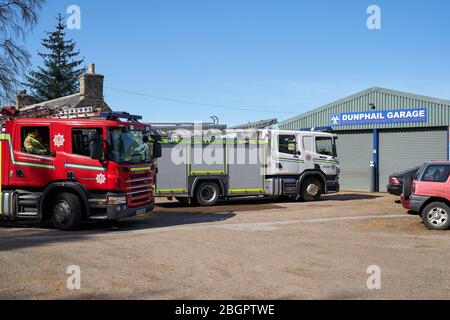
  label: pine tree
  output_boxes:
[0,0,44,102]
[26,14,85,101]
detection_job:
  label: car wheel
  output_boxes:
[421,202,450,230]
[52,193,82,231]
[300,177,323,202]
[195,182,220,206]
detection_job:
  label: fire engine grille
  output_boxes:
[126,171,154,207]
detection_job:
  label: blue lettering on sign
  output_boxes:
[329,108,428,126]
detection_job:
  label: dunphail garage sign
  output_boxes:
[329,108,428,126]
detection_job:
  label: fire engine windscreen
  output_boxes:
[315,137,337,158]
[108,127,153,164]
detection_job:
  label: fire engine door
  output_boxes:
[271,132,303,175]
[65,127,106,190]
[11,124,56,188]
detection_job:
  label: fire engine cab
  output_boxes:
[0,106,161,230]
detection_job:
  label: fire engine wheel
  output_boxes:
[300,177,323,202]
[421,202,450,230]
[195,182,220,206]
[51,193,82,231]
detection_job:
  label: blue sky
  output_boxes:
[20,0,450,125]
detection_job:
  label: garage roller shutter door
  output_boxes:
[379,129,448,190]
[336,132,373,191]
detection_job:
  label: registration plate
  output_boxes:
[136,208,147,215]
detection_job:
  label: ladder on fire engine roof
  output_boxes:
[229,118,278,129]
[147,122,227,131]
[0,105,99,124]
[0,105,142,125]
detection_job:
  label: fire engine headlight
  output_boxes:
[107,196,127,205]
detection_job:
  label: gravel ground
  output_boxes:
[0,192,449,300]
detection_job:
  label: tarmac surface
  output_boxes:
[0,192,449,299]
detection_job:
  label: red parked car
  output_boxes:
[404,161,450,230]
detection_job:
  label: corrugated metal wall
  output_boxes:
[336,131,373,191]
[378,129,448,188]
[279,87,450,131]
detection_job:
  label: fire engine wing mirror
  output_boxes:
[150,130,162,159]
[153,142,162,159]
[88,129,103,161]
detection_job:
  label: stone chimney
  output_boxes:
[16,90,37,109]
[80,63,104,102]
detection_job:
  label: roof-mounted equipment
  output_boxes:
[300,126,333,133]
[99,112,143,121]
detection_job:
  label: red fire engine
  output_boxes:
[0,105,161,230]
